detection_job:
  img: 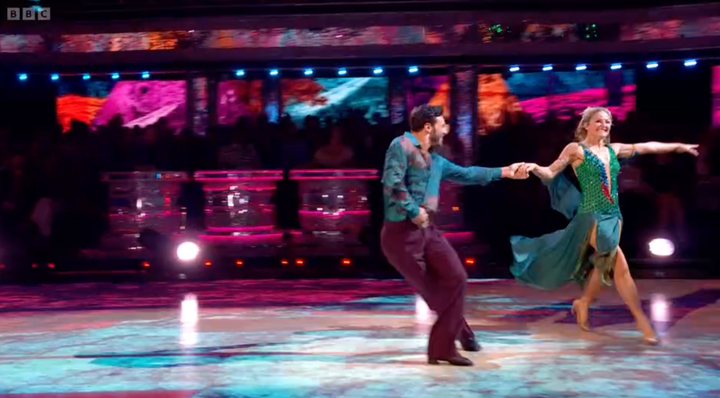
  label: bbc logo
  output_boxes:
[7,7,51,20]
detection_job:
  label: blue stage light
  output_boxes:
[373,67,383,75]
[110,73,120,79]
[542,65,553,71]
[18,73,28,81]
[141,71,150,79]
[235,69,245,77]
[408,66,419,73]
[269,69,279,76]
[338,68,347,76]
[684,59,697,67]
[610,63,622,70]
[576,64,587,71]
[83,74,91,80]
[509,66,520,72]
[304,68,313,76]
[646,62,659,69]
[50,74,59,81]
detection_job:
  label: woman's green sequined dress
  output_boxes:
[510,145,623,289]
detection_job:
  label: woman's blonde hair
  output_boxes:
[574,106,612,143]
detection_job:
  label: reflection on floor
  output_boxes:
[0,279,718,398]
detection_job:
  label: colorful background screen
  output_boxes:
[405,76,451,118]
[281,77,389,126]
[478,70,636,133]
[216,80,264,125]
[57,80,187,132]
[712,66,720,127]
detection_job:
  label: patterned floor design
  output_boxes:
[0,279,718,397]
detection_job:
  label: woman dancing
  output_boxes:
[513,106,698,344]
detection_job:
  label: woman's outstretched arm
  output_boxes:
[527,143,583,181]
[610,142,699,159]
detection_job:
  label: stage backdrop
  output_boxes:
[478,70,636,133]
[405,75,451,118]
[216,79,264,125]
[56,80,187,132]
[281,77,389,126]
[713,65,720,127]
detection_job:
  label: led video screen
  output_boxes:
[478,70,636,133]
[712,66,720,127]
[216,79,264,125]
[478,72,551,132]
[405,76,451,118]
[281,77,389,126]
[551,70,636,121]
[56,80,187,132]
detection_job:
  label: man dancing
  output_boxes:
[381,105,528,366]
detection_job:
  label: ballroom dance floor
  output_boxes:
[0,278,718,398]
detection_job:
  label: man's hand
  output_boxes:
[411,207,429,229]
[502,162,531,179]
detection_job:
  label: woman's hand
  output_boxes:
[524,163,553,180]
[676,144,699,156]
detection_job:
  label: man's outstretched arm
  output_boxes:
[440,158,528,185]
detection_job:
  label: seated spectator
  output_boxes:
[217,128,260,170]
[313,126,354,168]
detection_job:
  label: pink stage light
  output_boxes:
[442,231,473,239]
[299,210,371,216]
[194,170,284,182]
[291,169,378,174]
[206,225,276,233]
[290,169,379,180]
[199,234,285,243]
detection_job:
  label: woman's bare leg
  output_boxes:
[612,247,658,343]
[572,269,601,331]
[572,224,603,330]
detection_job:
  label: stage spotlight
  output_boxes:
[542,64,553,71]
[575,64,587,71]
[509,66,520,72]
[269,69,279,76]
[337,68,347,76]
[18,73,27,81]
[408,66,419,73]
[373,67,383,75]
[177,241,200,262]
[684,59,697,67]
[141,71,150,79]
[50,74,59,81]
[646,62,659,69]
[304,68,313,76]
[611,63,622,70]
[83,74,91,80]
[235,69,245,77]
[110,73,120,79]
[649,238,675,257]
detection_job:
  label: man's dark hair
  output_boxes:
[409,105,442,132]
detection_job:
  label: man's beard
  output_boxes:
[429,129,443,149]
